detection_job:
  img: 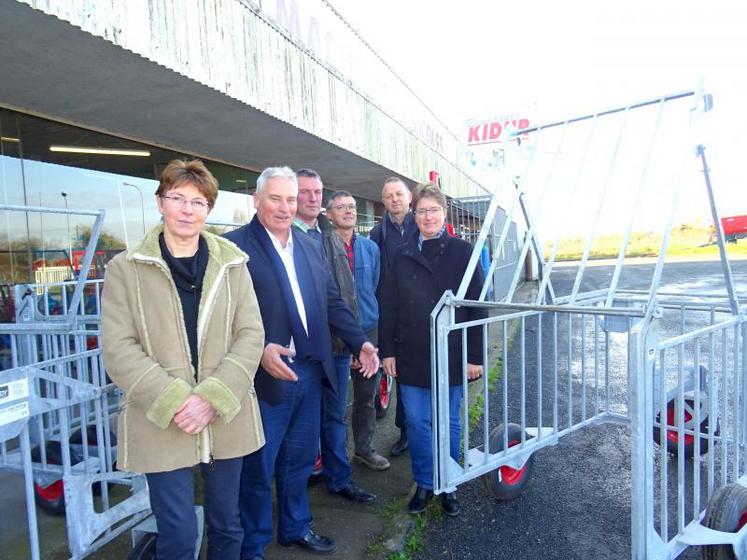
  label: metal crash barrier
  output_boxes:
[0,206,151,559]
[431,87,747,559]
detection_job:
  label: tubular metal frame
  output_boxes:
[0,206,151,560]
[432,87,747,559]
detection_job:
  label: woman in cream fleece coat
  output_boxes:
[102,159,264,559]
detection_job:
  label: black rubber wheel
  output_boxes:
[653,398,718,458]
[128,532,157,560]
[702,483,747,560]
[69,424,117,447]
[30,442,81,515]
[374,370,392,419]
[482,423,534,500]
[70,425,117,494]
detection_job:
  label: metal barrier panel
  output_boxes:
[431,87,747,560]
[647,306,746,557]
[432,297,640,493]
[0,206,151,559]
[0,352,150,559]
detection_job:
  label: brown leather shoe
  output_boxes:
[354,452,391,471]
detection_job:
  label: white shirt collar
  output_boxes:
[264,226,294,251]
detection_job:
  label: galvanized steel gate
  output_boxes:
[0,205,151,559]
[431,88,747,559]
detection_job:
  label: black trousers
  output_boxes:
[395,379,407,432]
[146,457,243,560]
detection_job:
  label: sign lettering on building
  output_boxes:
[466,116,530,146]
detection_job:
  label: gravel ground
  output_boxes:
[415,259,747,560]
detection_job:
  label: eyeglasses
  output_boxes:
[161,194,210,212]
[414,207,443,217]
[332,203,356,211]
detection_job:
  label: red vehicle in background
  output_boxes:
[711,215,747,244]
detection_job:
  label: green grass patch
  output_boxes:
[385,498,443,560]
[548,224,747,261]
[365,498,409,560]
[469,358,502,429]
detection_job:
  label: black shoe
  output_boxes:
[441,491,460,517]
[407,486,433,514]
[307,472,325,486]
[390,432,409,457]
[280,529,336,555]
[330,481,377,503]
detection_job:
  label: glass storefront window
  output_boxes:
[0,108,259,323]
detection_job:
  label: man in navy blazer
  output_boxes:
[224,166,379,559]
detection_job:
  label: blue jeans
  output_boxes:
[239,360,322,557]
[399,384,464,490]
[320,353,352,491]
[146,457,243,560]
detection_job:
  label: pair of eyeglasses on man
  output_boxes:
[161,194,210,211]
[332,203,356,211]
[414,207,443,217]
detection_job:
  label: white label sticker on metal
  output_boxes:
[0,378,29,404]
[0,401,30,426]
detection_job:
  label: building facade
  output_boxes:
[0,0,491,308]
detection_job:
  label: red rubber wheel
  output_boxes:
[30,442,80,515]
[375,370,392,419]
[653,398,717,458]
[482,423,534,500]
[308,448,324,485]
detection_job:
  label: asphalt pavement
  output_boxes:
[414,258,747,560]
[3,258,744,559]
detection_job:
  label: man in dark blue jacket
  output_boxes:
[224,166,379,559]
[369,177,418,457]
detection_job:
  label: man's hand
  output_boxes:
[467,363,483,380]
[357,342,380,378]
[260,343,298,381]
[173,395,217,435]
[382,357,397,378]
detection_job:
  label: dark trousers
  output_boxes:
[321,353,352,491]
[350,328,379,455]
[239,359,322,557]
[350,367,378,455]
[395,380,407,432]
[146,457,244,560]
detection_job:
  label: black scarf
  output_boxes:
[159,234,208,375]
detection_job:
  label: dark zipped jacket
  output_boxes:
[368,211,417,289]
[378,230,487,388]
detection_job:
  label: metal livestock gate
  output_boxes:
[431,87,747,559]
[0,206,152,559]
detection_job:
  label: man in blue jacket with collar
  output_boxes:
[224,166,379,559]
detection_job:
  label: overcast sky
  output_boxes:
[334,0,747,220]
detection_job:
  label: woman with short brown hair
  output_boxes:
[379,182,486,518]
[102,159,265,558]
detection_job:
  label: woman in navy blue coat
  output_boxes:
[378,183,487,517]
